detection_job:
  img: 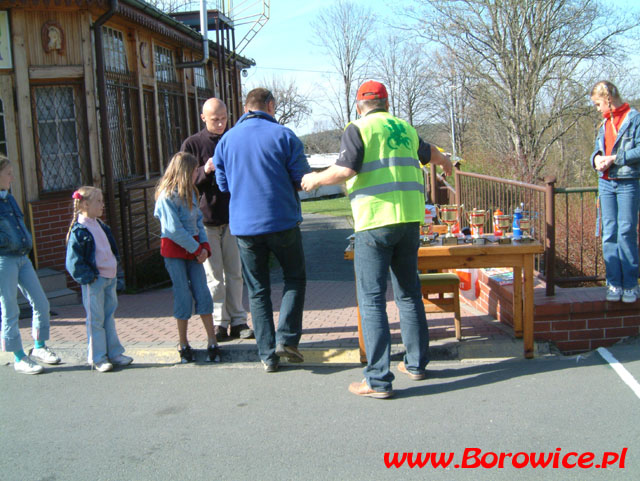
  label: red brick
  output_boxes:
[572,311,606,321]
[535,303,571,316]
[535,313,571,321]
[588,318,622,329]
[590,338,620,350]
[537,331,569,342]
[572,301,606,313]
[552,320,586,331]
[570,329,604,340]
[605,327,639,338]
[556,340,590,352]
[623,318,640,327]
[533,321,551,332]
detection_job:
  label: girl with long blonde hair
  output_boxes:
[590,81,640,303]
[154,152,221,362]
[66,185,132,372]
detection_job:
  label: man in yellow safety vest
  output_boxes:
[301,80,452,398]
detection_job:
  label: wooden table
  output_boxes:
[344,239,544,360]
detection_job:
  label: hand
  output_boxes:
[196,250,208,264]
[204,157,215,174]
[441,154,453,177]
[301,173,318,192]
[594,154,615,172]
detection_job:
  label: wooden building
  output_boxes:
[0,0,252,286]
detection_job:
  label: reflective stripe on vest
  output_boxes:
[346,112,424,231]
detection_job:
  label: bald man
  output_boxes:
[181,98,253,341]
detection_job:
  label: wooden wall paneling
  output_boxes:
[28,11,83,66]
[181,52,190,137]
[0,74,24,211]
[80,10,101,186]
[134,29,150,180]
[11,10,39,202]
[150,38,163,172]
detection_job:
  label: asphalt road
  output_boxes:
[1,339,639,481]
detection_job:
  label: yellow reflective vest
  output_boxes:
[346,111,425,232]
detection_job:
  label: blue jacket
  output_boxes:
[213,110,311,236]
[0,192,33,257]
[66,220,119,285]
[591,107,640,179]
[153,191,208,254]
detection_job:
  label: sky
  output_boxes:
[234,0,640,136]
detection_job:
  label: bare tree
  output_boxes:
[257,76,312,127]
[311,0,376,128]
[407,0,640,182]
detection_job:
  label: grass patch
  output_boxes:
[301,195,352,218]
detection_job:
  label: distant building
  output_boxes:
[300,153,344,199]
[0,1,252,286]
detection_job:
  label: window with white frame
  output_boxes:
[103,27,128,74]
[195,67,208,89]
[154,45,176,83]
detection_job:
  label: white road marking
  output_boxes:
[597,347,640,400]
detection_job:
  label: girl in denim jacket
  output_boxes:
[154,152,221,363]
[0,156,60,374]
[66,186,132,372]
[590,81,640,303]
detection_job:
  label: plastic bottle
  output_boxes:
[513,206,523,239]
[494,208,503,236]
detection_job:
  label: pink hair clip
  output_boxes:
[72,191,83,200]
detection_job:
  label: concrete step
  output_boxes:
[35,267,69,292]
[18,288,79,309]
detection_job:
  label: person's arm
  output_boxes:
[616,116,640,166]
[418,138,453,176]
[65,230,97,285]
[213,142,228,193]
[285,133,312,190]
[155,196,201,253]
[301,165,356,191]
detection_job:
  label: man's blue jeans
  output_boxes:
[354,222,429,392]
[0,254,50,352]
[236,226,306,363]
[599,178,640,289]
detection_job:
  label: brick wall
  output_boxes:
[460,270,640,355]
[30,197,74,272]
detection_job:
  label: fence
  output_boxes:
[425,165,627,296]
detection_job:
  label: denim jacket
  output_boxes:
[66,220,119,285]
[154,191,208,254]
[0,192,33,256]
[591,108,640,179]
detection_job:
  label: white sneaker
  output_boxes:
[29,346,61,365]
[110,354,133,366]
[93,361,113,372]
[622,289,637,304]
[14,356,44,375]
[606,286,622,302]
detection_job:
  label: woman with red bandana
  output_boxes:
[590,81,640,303]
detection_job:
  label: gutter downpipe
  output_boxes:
[93,0,119,241]
[176,0,210,69]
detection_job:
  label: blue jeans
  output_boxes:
[599,178,640,289]
[354,222,429,392]
[163,257,213,320]
[0,254,50,352]
[236,226,306,364]
[81,276,125,363]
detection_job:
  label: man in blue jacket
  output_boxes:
[214,88,311,372]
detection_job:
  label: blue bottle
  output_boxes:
[513,206,523,239]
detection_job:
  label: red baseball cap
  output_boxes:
[356,80,388,100]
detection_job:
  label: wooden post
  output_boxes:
[544,176,556,296]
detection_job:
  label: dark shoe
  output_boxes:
[230,323,255,339]
[214,325,230,342]
[398,361,427,381]
[275,343,304,363]
[348,380,393,399]
[179,345,194,363]
[262,359,279,373]
[207,345,222,363]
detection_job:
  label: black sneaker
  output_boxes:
[262,359,279,373]
[214,325,230,342]
[207,345,221,363]
[275,344,304,363]
[179,345,194,363]
[230,323,255,339]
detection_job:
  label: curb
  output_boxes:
[0,339,553,367]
